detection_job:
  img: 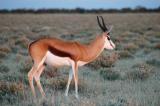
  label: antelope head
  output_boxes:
[97,16,115,50]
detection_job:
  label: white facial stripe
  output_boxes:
[104,37,115,50]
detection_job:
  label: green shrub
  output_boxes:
[154,43,160,49]
[124,43,139,53]
[0,81,24,103]
[0,52,7,59]
[107,97,137,106]
[19,62,32,74]
[46,76,86,92]
[118,50,133,59]
[127,63,153,80]
[146,59,160,67]
[43,66,59,78]
[0,47,11,59]
[15,37,29,49]
[0,65,9,73]
[143,48,152,54]
[0,46,11,54]
[99,68,120,81]
[88,52,119,69]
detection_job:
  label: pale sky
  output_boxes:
[0,0,159,9]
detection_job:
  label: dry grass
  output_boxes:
[0,13,159,106]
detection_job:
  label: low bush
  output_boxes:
[19,61,32,74]
[0,65,10,73]
[146,59,160,67]
[143,48,152,54]
[108,97,127,106]
[124,43,139,53]
[107,97,138,106]
[0,52,7,59]
[46,76,86,92]
[154,43,160,49]
[0,81,24,103]
[88,52,119,69]
[127,63,153,80]
[99,68,120,81]
[0,45,11,59]
[44,66,59,78]
[0,46,11,54]
[15,36,29,49]
[118,50,133,59]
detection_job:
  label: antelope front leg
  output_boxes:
[65,68,73,96]
[72,62,79,99]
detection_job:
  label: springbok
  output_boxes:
[28,16,115,99]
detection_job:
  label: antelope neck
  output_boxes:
[81,35,105,62]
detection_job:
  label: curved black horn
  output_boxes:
[97,16,105,32]
[100,16,108,31]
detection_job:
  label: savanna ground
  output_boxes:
[0,13,160,106]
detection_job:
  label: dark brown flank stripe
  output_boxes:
[48,46,72,58]
[43,46,73,66]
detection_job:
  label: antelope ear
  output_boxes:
[107,25,113,33]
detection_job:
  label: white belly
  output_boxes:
[45,51,71,67]
[45,51,87,67]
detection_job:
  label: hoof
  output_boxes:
[65,91,68,97]
[75,94,79,100]
[65,93,68,97]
